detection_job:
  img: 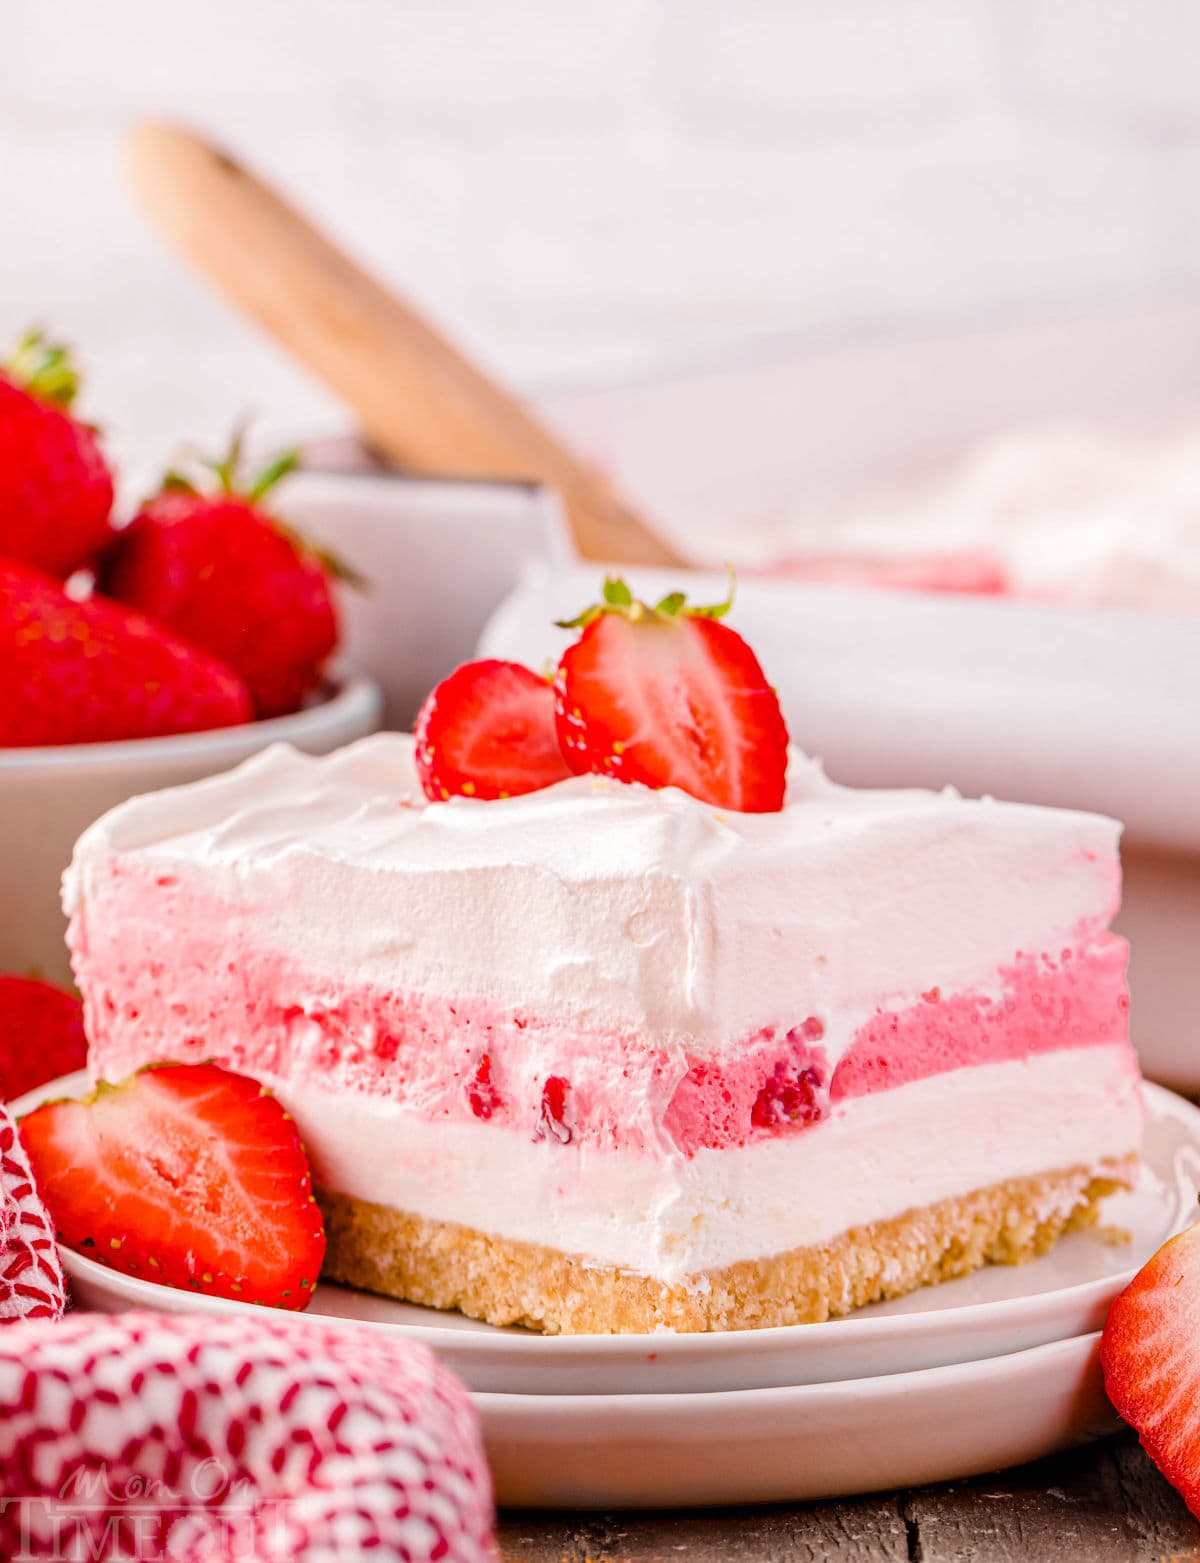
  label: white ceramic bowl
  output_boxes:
[0,464,567,986]
[0,676,381,985]
[281,468,570,730]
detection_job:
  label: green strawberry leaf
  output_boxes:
[5,328,81,409]
[556,567,737,631]
[153,427,366,592]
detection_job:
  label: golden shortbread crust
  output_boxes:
[317,1155,1136,1335]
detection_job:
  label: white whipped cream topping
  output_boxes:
[784,424,1200,610]
[66,734,1120,1063]
[264,1045,1139,1277]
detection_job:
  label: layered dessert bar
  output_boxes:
[65,733,1140,1334]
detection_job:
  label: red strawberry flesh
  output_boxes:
[415,658,572,802]
[19,1063,325,1310]
[466,1053,501,1119]
[1101,1223,1200,1518]
[751,1062,824,1129]
[536,1075,573,1144]
[555,592,788,812]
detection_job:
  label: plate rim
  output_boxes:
[470,1328,1104,1412]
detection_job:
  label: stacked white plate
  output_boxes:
[21,1073,1200,1509]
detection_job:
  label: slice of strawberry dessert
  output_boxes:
[64,581,1142,1333]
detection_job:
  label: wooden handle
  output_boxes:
[123,119,682,568]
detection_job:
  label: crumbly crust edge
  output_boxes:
[317,1156,1136,1336]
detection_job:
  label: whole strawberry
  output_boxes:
[0,330,115,576]
[0,976,87,1102]
[554,575,789,813]
[0,559,252,746]
[102,436,344,718]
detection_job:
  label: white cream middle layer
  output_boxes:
[267,1044,1139,1280]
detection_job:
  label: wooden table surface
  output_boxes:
[496,1432,1199,1562]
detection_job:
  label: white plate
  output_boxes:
[18,1076,1196,1394]
[476,1331,1119,1508]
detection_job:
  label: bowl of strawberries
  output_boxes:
[0,331,380,982]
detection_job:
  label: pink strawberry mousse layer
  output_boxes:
[70,864,1129,1159]
[64,735,1142,1278]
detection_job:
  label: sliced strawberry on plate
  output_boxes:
[19,1062,325,1311]
[415,657,572,802]
[0,975,87,1102]
[554,576,789,813]
[1101,1222,1200,1517]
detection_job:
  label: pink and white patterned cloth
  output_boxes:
[0,1101,493,1559]
[0,1309,496,1561]
[0,1103,65,1323]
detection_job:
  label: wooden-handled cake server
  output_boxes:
[123,119,683,568]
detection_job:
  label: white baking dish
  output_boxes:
[539,296,1200,564]
[491,303,1200,1088]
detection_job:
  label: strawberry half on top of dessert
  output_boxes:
[64,579,1142,1334]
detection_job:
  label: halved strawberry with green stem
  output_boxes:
[19,1062,325,1311]
[1101,1222,1200,1518]
[415,657,572,801]
[554,575,789,813]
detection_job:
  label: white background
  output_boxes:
[5,1,1200,485]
